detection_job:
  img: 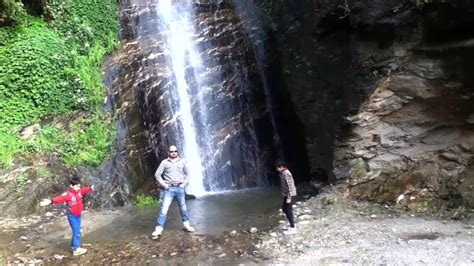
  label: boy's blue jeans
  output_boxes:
[66,212,81,250]
[156,187,190,227]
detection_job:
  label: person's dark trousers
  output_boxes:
[66,212,81,251]
[281,197,295,228]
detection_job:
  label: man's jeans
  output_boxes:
[66,212,81,250]
[156,187,190,227]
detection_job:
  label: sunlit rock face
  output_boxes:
[259,0,474,212]
[99,0,307,203]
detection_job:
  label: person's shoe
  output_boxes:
[282,224,296,230]
[183,221,196,233]
[73,247,88,256]
[151,226,163,237]
[283,227,297,235]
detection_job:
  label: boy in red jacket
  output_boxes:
[40,177,93,256]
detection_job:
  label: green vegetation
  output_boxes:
[0,0,119,170]
[0,18,86,129]
[0,0,26,26]
[135,195,160,207]
[36,166,53,178]
[257,0,283,31]
[15,173,27,193]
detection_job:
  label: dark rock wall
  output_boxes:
[258,0,474,212]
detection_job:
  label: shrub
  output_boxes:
[46,0,119,54]
[15,172,27,193]
[0,131,21,168]
[0,0,26,26]
[0,0,119,170]
[135,195,160,207]
[0,18,87,131]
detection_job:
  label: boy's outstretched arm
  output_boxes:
[80,186,93,195]
[39,192,71,207]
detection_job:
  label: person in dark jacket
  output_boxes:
[40,177,93,256]
[275,161,297,235]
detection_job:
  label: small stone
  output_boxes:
[170,252,177,256]
[269,232,277,237]
[20,236,28,240]
[229,230,237,236]
[298,214,315,221]
[250,227,258,233]
[53,254,65,260]
[218,253,226,258]
[370,214,377,219]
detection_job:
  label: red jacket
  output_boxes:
[51,187,92,216]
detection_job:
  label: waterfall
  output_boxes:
[156,0,206,196]
[104,0,289,202]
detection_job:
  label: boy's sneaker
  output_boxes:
[152,226,163,237]
[73,247,88,256]
[183,221,196,233]
[282,224,296,231]
[283,227,297,235]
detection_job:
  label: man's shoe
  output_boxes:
[73,247,88,256]
[283,227,297,235]
[183,221,196,233]
[152,226,163,237]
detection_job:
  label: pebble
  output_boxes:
[53,254,65,260]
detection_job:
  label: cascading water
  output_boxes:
[101,0,301,204]
[147,0,279,195]
[155,0,206,196]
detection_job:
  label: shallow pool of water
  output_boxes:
[85,187,281,243]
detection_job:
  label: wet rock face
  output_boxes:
[101,0,309,200]
[258,0,474,210]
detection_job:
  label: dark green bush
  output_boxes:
[0,0,26,26]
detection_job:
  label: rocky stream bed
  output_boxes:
[1,187,472,265]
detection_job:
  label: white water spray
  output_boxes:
[157,0,205,196]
